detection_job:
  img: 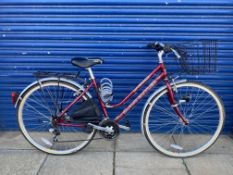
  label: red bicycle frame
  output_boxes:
[58,61,188,127]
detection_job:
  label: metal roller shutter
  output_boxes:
[0,0,232,132]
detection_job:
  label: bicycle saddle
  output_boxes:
[71,57,103,68]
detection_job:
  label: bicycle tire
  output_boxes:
[142,81,225,158]
[17,78,96,155]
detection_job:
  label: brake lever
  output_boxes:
[171,48,181,59]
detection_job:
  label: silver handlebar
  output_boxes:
[171,48,181,59]
[148,41,182,60]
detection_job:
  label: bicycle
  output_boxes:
[12,41,225,158]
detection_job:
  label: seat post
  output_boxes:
[86,67,95,80]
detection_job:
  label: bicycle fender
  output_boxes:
[14,77,92,108]
[140,79,187,135]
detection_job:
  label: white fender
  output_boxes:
[140,79,187,135]
[14,77,92,108]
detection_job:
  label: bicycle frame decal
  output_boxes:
[113,63,167,122]
[109,64,163,108]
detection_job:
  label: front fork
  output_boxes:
[165,79,189,125]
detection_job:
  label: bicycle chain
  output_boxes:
[55,137,104,143]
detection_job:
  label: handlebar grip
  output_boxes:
[147,42,182,59]
[147,42,164,51]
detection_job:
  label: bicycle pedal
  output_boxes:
[118,124,130,131]
[125,120,131,128]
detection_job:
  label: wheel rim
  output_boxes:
[18,81,95,155]
[144,82,224,157]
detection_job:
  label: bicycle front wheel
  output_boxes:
[17,79,96,155]
[143,81,225,157]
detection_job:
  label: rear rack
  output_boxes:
[33,71,86,82]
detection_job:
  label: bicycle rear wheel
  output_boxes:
[17,79,96,155]
[143,81,225,157]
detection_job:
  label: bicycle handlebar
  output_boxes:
[170,48,181,59]
[147,42,181,59]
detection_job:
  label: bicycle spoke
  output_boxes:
[18,80,95,155]
[144,82,224,157]
[24,103,50,120]
[153,105,179,120]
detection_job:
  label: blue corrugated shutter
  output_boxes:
[0,0,232,132]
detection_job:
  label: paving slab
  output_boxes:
[116,133,233,154]
[0,150,46,175]
[0,131,114,152]
[38,151,113,175]
[85,135,115,152]
[184,154,233,175]
[205,135,233,154]
[116,133,155,152]
[115,152,188,175]
[0,131,35,150]
[0,132,233,175]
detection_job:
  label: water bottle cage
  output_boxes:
[99,78,114,103]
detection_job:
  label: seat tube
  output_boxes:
[86,67,109,118]
[86,67,95,80]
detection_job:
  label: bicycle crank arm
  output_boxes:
[87,123,114,133]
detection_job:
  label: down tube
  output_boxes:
[114,73,166,123]
[109,64,162,108]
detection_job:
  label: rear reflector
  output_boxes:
[11,92,18,105]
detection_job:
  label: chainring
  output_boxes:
[99,120,120,140]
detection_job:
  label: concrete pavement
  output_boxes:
[0,132,233,175]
